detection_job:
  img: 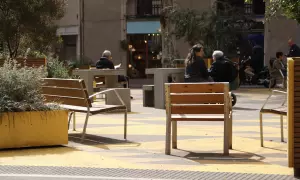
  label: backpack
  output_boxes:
[223,58,238,83]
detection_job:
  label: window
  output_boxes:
[136,0,162,17]
[252,0,265,15]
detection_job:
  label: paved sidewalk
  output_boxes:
[0,88,293,179]
[0,165,297,180]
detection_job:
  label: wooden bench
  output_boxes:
[42,78,128,141]
[260,90,287,147]
[0,58,46,67]
[165,83,233,155]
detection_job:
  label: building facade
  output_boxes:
[57,0,300,77]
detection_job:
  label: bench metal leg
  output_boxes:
[73,112,76,131]
[68,111,75,130]
[260,113,264,147]
[81,112,90,142]
[124,110,127,140]
[165,116,171,155]
[172,121,177,149]
[281,115,284,142]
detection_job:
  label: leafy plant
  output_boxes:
[0,59,59,112]
[46,57,70,79]
[67,55,93,69]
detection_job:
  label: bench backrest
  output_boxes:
[42,78,92,107]
[0,58,46,67]
[165,83,230,117]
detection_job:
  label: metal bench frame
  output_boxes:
[260,90,287,147]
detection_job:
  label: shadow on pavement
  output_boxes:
[69,133,140,150]
[233,107,259,111]
[176,149,267,165]
[0,145,76,157]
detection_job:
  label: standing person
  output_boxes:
[287,38,300,57]
[184,44,210,82]
[251,43,264,74]
[269,52,286,88]
[96,50,130,89]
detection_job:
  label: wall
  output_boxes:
[57,0,79,26]
[264,17,300,65]
[127,0,136,16]
[83,0,126,66]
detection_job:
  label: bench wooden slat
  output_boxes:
[169,83,225,93]
[42,87,85,98]
[170,93,224,104]
[171,104,224,114]
[44,95,90,107]
[171,115,224,121]
[43,78,85,89]
[0,58,46,67]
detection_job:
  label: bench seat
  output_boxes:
[260,90,287,147]
[260,106,287,115]
[60,104,126,114]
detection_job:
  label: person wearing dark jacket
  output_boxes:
[287,39,300,57]
[184,44,210,82]
[209,50,237,83]
[96,50,129,89]
[96,50,115,69]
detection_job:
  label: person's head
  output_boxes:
[288,38,294,47]
[185,44,204,66]
[102,50,112,60]
[276,51,284,60]
[192,44,204,58]
[212,50,224,61]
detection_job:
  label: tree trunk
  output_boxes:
[161,0,176,68]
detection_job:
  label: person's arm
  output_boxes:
[274,60,284,70]
[108,61,115,69]
[96,60,102,69]
[198,59,209,78]
[209,62,217,78]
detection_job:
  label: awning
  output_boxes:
[127,21,161,34]
[56,26,79,36]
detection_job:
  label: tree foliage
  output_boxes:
[0,0,67,58]
[246,0,300,23]
[169,1,256,57]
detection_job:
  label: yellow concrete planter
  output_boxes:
[0,110,69,149]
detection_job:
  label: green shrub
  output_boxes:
[46,57,70,79]
[0,59,59,112]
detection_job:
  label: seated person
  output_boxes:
[209,50,238,84]
[244,63,255,81]
[184,44,211,82]
[96,50,129,88]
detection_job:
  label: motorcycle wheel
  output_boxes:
[231,93,237,107]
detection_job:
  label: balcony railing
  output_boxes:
[127,0,162,19]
